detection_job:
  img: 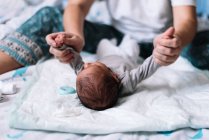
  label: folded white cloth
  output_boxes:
[0,81,17,95]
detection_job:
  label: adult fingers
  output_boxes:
[46,32,69,47]
[46,35,56,46]
[162,27,175,37]
[153,49,179,65]
[49,47,71,58]
[63,37,75,46]
[58,53,74,63]
[63,36,84,52]
[159,38,181,48]
[155,45,180,56]
[154,57,171,66]
[45,32,64,47]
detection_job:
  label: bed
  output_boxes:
[1,54,209,140]
[1,1,209,140]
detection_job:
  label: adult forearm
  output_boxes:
[63,4,85,40]
[174,19,197,47]
[173,6,197,48]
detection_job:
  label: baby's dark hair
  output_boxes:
[76,72,120,111]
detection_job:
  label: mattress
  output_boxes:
[0,54,209,140]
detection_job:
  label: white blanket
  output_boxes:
[9,47,209,134]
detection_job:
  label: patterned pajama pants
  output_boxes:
[0,6,208,70]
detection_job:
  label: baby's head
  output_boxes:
[76,62,120,110]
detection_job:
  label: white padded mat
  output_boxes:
[9,52,209,134]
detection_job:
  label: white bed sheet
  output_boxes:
[0,57,209,140]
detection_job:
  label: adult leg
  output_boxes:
[0,7,63,74]
[181,31,209,70]
[0,51,22,74]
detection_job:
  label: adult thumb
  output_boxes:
[163,27,175,37]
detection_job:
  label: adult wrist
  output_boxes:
[174,33,183,48]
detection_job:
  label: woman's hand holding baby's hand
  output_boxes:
[153,27,182,66]
[46,32,84,63]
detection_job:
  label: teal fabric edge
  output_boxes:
[7,37,38,62]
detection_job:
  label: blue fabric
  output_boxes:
[0,7,63,66]
[16,6,63,57]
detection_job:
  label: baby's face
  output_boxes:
[77,62,119,83]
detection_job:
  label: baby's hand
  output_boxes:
[45,32,73,63]
[54,34,65,46]
[46,32,61,47]
[46,32,84,63]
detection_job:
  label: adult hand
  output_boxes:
[46,32,84,63]
[153,27,182,66]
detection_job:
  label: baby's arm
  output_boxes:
[121,55,160,93]
[53,34,84,74]
[56,45,84,75]
[130,55,160,83]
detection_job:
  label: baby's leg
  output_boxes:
[0,7,63,74]
[119,35,140,59]
[96,38,125,58]
[97,35,141,65]
[118,35,142,65]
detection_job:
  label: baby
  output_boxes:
[53,34,160,110]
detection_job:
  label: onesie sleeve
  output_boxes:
[120,55,160,94]
[56,45,84,75]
